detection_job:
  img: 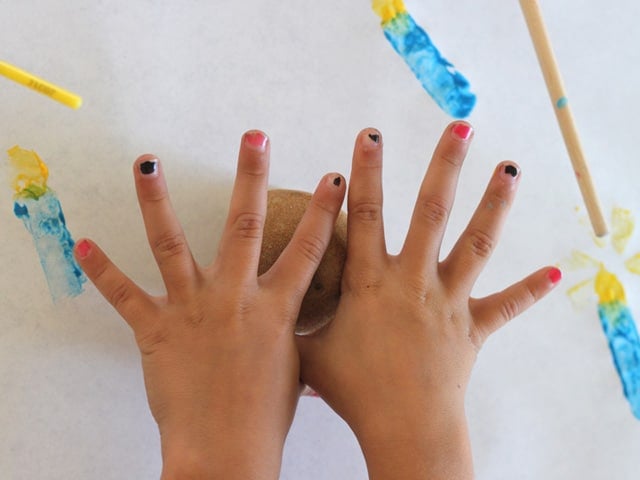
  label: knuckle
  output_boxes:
[468,326,484,352]
[107,280,134,312]
[343,263,384,294]
[91,259,138,317]
[467,228,495,259]
[239,156,268,177]
[520,283,539,308]
[154,232,189,257]
[137,327,170,356]
[141,187,169,204]
[183,308,206,328]
[417,196,449,228]
[351,202,382,224]
[296,234,327,264]
[438,148,463,168]
[311,197,337,217]
[231,212,264,240]
[499,283,537,323]
[487,190,510,211]
[499,295,522,323]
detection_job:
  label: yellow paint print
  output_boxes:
[372,0,407,23]
[564,207,640,418]
[595,265,627,304]
[8,146,49,199]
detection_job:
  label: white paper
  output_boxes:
[1,1,639,478]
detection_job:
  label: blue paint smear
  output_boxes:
[598,301,640,419]
[382,12,476,118]
[14,191,86,302]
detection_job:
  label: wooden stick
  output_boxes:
[519,0,608,237]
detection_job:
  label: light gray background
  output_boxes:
[1,1,639,478]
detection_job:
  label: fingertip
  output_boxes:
[315,172,346,209]
[450,121,474,141]
[327,172,346,190]
[237,130,270,177]
[134,154,160,177]
[547,266,562,286]
[74,238,93,261]
[356,128,382,153]
[243,129,269,152]
[358,128,382,150]
[497,161,521,183]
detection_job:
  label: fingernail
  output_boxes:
[245,131,268,150]
[504,164,519,178]
[140,160,158,175]
[333,175,342,187]
[548,267,562,285]
[76,239,92,259]
[452,123,473,140]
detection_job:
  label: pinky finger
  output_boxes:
[74,238,156,332]
[471,266,562,342]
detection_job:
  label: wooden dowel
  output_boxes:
[519,0,608,237]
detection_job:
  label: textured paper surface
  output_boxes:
[1,1,639,478]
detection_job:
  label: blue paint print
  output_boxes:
[595,266,640,419]
[556,96,568,109]
[381,12,476,118]
[8,146,85,302]
[13,191,86,302]
[598,301,640,418]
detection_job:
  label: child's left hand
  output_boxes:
[75,130,346,480]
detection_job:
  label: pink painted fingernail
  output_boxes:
[245,131,268,150]
[452,123,473,140]
[76,239,92,259]
[548,267,562,285]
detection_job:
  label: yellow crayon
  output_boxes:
[0,60,82,109]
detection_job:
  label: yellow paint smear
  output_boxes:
[372,0,407,23]
[626,254,640,275]
[567,277,595,309]
[564,250,601,270]
[595,265,626,304]
[7,145,49,199]
[611,207,634,254]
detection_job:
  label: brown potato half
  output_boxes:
[258,189,347,335]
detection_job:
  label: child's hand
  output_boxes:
[297,123,561,480]
[74,131,346,480]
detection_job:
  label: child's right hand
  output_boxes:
[297,122,561,480]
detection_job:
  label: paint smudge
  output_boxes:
[566,277,594,309]
[371,0,476,118]
[611,207,634,254]
[627,254,640,275]
[563,250,600,271]
[596,266,640,418]
[565,207,640,417]
[8,146,85,302]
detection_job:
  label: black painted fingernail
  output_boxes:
[333,176,342,186]
[505,165,519,177]
[140,160,157,175]
[368,133,380,144]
